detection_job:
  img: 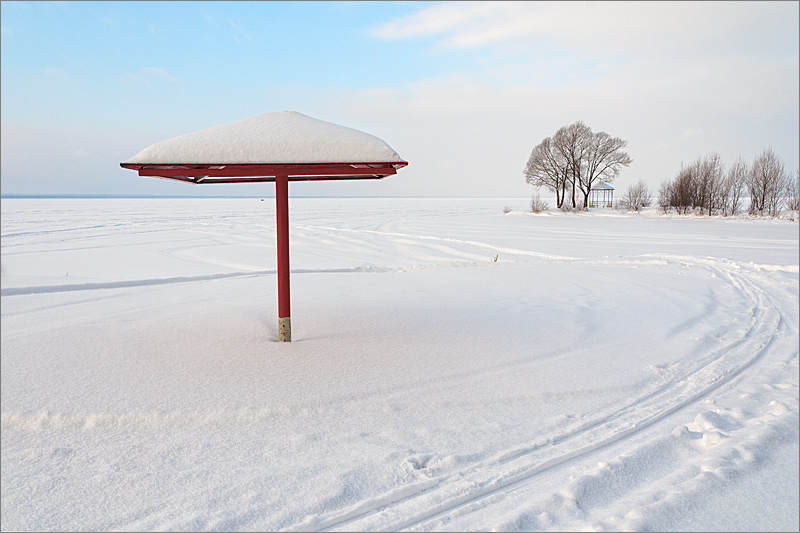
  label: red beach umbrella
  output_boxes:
[121,111,407,342]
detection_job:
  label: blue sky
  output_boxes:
[1,1,798,197]
[2,2,451,130]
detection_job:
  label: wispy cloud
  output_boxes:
[228,19,253,44]
[119,67,179,87]
[371,1,797,60]
[41,67,68,79]
[89,6,116,27]
[371,2,509,43]
[202,11,253,44]
[119,72,150,87]
[202,12,217,26]
[142,67,178,83]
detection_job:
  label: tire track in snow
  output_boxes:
[0,272,269,296]
[2,252,792,530]
[0,258,673,297]
[283,254,790,532]
[0,266,439,296]
[293,224,580,262]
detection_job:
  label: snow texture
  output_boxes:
[122,111,404,165]
[1,198,798,532]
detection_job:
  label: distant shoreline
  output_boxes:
[0,195,531,200]
[2,194,275,199]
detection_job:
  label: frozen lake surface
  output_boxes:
[1,197,798,531]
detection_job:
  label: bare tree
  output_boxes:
[658,180,672,213]
[578,131,632,209]
[669,162,697,214]
[618,180,652,211]
[553,122,592,209]
[694,153,724,215]
[786,169,800,212]
[690,157,709,214]
[747,147,787,217]
[524,136,570,208]
[722,157,747,216]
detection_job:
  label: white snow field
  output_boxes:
[1,197,798,532]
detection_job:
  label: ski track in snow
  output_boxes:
[276,252,797,532]
[2,200,797,531]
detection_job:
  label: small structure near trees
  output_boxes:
[589,180,614,208]
[121,111,407,342]
[523,121,631,210]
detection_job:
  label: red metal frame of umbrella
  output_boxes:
[120,112,407,342]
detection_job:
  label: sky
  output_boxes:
[1,1,798,198]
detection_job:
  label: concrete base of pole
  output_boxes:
[278,317,292,342]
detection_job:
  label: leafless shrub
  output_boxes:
[503,205,513,214]
[618,180,652,212]
[529,193,549,213]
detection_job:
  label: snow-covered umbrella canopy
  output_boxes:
[120,111,407,342]
[120,111,407,183]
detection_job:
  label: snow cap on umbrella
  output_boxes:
[122,111,404,165]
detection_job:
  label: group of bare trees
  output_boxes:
[658,147,797,217]
[524,124,798,217]
[524,121,632,210]
[657,152,741,216]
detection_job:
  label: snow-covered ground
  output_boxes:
[1,197,798,532]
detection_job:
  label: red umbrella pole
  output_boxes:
[275,173,291,342]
